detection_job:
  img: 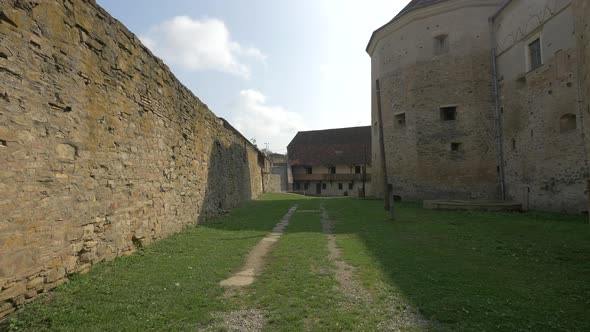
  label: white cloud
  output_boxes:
[140,16,266,78]
[231,90,306,153]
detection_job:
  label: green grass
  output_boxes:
[239,199,362,331]
[4,194,589,331]
[325,199,590,331]
[4,196,299,331]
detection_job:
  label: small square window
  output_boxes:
[395,113,406,127]
[355,166,361,174]
[451,142,462,152]
[330,166,336,174]
[338,183,343,190]
[560,113,577,133]
[306,167,312,174]
[434,34,449,55]
[528,38,542,71]
[440,106,457,121]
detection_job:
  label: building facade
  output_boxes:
[287,127,372,197]
[368,0,589,213]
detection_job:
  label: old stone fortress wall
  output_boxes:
[0,0,269,316]
[368,0,590,214]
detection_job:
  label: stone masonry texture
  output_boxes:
[573,0,590,218]
[369,2,504,202]
[0,0,267,317]
[369,0,589,213]
[494,0,588,213]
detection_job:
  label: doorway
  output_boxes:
[316,183,321,195]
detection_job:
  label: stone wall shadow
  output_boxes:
[326,199,590,330]
[197,139,255,223]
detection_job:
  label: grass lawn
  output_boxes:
[3,194,589,331]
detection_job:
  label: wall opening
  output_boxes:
[348,183,353,190]
[355,166,361,174]
[322,183,326,190]
[559,113,577,133]
[338,183,343,190]
[306,167,312,174]
[451,142,462,152]
[440,106,457,121]
[395,113,406,127]
[528,37,542,71]
[0,139,6,147]
[434,34,449,55]
[329,166,336,174]
[304,183,309,190]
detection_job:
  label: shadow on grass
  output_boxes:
[323,198,590,331]
[200,196,590,330]
[6,193,589,331]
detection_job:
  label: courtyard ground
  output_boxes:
[3,193,589,331]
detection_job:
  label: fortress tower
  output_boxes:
[367,0,505,202]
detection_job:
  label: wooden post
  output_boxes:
[376,79,391,213]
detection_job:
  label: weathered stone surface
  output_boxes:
[494,0,587,213]
[369,0,588,213]
[0,0,270,316]
[369,2,503,201]
[573,0,590,219]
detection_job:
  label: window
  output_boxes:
[294,183,300,190]
[440,106,457,121]
[560,114,577,133]
[322,183,326,190]
[305,167,312,174]
[348,183,354,190]
[304,183,309,190]
[330,166,336,174]
[395,113,406,128]
[355,166,361,174]
[528,38,542,71]
[434,34,449,55]
[338,183,343,190]
[451,142,462,152]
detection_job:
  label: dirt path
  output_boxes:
[219,205,297,287]
[320,205,372,305]
[320,204,429,331]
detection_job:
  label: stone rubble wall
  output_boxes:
[370,3,503,201]
[267,165,288,193]
[573,0,590,218]
[0,0,265,317]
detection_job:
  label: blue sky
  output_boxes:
[97,0,411,153]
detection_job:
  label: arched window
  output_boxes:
[559,114,577,133]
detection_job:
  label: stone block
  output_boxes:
[45,267,66,284]
[0,282,25,302]
[56,143,76,161]
[26,277,44,289]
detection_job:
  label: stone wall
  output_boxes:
[268,164,288,193]
[368,1,504,201]
[494,0,588,213]
[0,0,266,317]
[573,0,590,217]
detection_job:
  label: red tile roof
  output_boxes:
[287,126,371,167]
